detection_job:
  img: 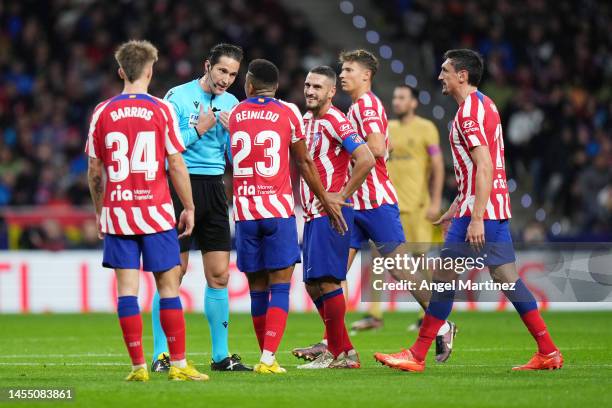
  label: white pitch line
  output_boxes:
[0,346,604,359]
[0,362,126,366]
[1,362,611,368]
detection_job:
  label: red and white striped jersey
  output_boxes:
[229,97,304,221]
[449,90,512,220]
[347,91,398,210]
[300,105,364,221]
[85,93,185,235]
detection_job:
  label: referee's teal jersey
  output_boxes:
[164,79,238,175]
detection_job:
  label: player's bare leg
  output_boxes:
[350,247,385,332]
[179,251,190,278]
[349,247,384,333]
[408,266,432,332]
[488,263,563,370]
[292,283,328,361]
[203,251,229,288]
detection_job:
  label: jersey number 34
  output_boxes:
[105,131,159,182]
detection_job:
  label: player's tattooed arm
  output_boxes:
[87,157,104,214]
[87,157,105,239]
[291,139,350,234]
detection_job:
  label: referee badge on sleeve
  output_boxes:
[189,113,199,127]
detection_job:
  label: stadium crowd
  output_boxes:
[376,0,611,236]
[0,0,610,249]
[0,0,338,249]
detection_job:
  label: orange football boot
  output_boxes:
[374,349,425,372]
[512,350,564,371]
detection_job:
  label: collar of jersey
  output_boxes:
[193,79,215,100]
[246,96,277,104]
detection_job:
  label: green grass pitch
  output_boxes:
[0,311,610,407]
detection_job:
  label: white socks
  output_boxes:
[170,359,187,368]
[437,321,451,336]
[261,350,275,366]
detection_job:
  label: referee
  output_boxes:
[150,43,250,372]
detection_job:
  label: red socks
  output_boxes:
[262,283,290,355]
[321,289,353,357]
[118,295,187,365]
[252,315,267,351]
[521,309,558,354]
[117,296,144,366]
[159,297,186,361]
[409,314,446,361]
[118,314,145,365]
[263,307,288,354]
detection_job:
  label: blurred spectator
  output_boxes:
[573,153,611,233]
[374,0,612,236]
[522,221,547,244]
[0,0,330,204]
[0,0,341,248]
[71,219,102,249]
[18,219,68,251]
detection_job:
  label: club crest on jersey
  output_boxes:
[310,131,322,148]
[350,134,365,144]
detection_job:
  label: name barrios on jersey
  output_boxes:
[110,107,154,122]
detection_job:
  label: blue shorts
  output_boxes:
[303,207,354,282]
[350,203,406,255]
[442,216,516,266]
[102,229,181,273]
[235,216,301,273]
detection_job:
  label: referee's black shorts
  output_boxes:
[170,174,231,253]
